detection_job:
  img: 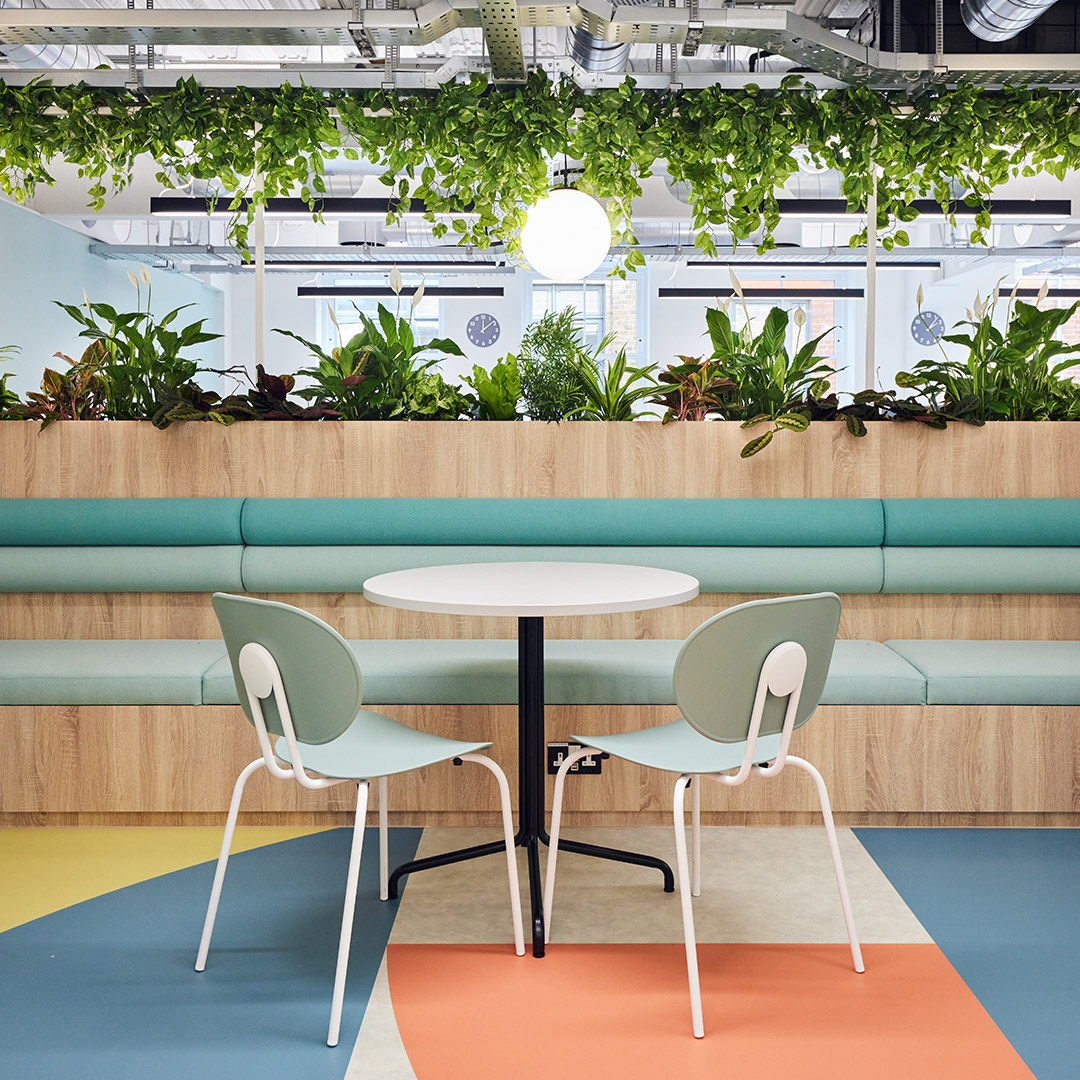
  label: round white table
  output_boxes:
[363,561,700,956]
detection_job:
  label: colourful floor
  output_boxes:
[1,824,1073,1079]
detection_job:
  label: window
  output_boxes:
[530,277,641,363]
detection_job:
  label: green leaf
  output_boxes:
[740,431,774,457]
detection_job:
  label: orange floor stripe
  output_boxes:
[388,943,1034,1080]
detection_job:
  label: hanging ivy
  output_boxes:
[3,74,1080,268]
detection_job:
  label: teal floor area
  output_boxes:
[855,828,1080,1080]
[0,828,421,1080]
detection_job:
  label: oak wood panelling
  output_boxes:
[3,703,1078,822]
[3,592,1076,642]
[4,421,1080,500]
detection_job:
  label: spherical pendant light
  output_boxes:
[520,188,612,281]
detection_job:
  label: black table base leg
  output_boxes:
[554,836,675,892]
[526,836,545,956]
[387,612,674,943]
[386,839,508,901]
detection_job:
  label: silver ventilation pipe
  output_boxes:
[568,0,659,73]
[0,0,111,69]
[960,0,1061,41]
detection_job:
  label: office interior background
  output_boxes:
[2,2,1080,1079]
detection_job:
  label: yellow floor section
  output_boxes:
[0,826,328,933]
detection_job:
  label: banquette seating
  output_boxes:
[1,495,1079,822]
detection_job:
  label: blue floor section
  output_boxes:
[0,827,421,1080]
[854,828,1080,1080]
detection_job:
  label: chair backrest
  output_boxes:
[673,593,841,744]
[211,592,363,746]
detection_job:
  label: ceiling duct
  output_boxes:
[568,0,659,73]
[960,0,1061,41]
[0,0,110,69]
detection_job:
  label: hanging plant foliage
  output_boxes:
[3,74,1080,268]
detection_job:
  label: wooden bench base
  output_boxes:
[3,702,1077,826]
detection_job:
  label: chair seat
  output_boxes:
[572,718,783,775]
[273,708,491,780]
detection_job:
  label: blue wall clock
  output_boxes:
[466,313,501,348]
[911,311,945,346]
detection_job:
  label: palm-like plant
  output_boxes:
[568,348,661,421]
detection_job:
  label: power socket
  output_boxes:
[547,741,604,775]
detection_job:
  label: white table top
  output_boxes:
[362,562,700,617]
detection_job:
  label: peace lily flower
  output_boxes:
[126,268,139,289]
[389,266,403,295]
[140,265,151,286]
[1037,280,1049,305]
[916,284,924,307]
[411,281,425,309]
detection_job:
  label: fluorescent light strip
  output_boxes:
[659,287,865,298]
[297,286,505,297]
[772,199,1071,220]
[686,260,943,269]
[149,196,476,219]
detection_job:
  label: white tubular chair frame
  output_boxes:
[544,639,864,1040]
[196,641,524,1047]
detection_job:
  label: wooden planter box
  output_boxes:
[2,418,1079,500]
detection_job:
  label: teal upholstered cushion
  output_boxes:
[884,639,1080,705]
[240,545,885,594]
[882,548,1080,594]
[205,639,684,706]
[0,547,244,592]
[0,498,244,546]
[0,640,227,705]
[883,498,1080,546]
[240,498,885,547]
[818,640,926,705]
[204,637,925,707]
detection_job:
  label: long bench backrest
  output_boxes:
[1,496,1077,594]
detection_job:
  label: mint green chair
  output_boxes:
[542,593,864,1038]
[197,594,524,1046]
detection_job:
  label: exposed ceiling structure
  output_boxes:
[4,0,1080,90]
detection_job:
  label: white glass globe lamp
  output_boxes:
[520,187,611,281]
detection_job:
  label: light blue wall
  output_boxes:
[0,200,223,398]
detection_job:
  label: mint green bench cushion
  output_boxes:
[0,498,244,546]
[239,498,886,547]
[0,640,227,705]
[884,639,1080,704]
[882,548,1080,594]
[883,498,1080,546]
[818,640,927,705]
[240,545,885,594]
[202,638,923,707]
[0,547,244,592]
[204,639,685,706]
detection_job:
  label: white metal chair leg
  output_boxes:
[378,775,389,902]
[691,774,702,898]
[543,745,594,944]
[787,755,865,974]
[327,780,370,1048]
[195,757,265,972]
[674,775,704,1038]
[460,753,525,957]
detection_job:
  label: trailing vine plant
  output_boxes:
[5,75,1080,265]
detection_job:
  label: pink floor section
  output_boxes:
[388,943,1035,1080]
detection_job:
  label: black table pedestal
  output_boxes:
[387,616,675,956]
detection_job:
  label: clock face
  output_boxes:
[911,311,945,346]
[466,313,501,348]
